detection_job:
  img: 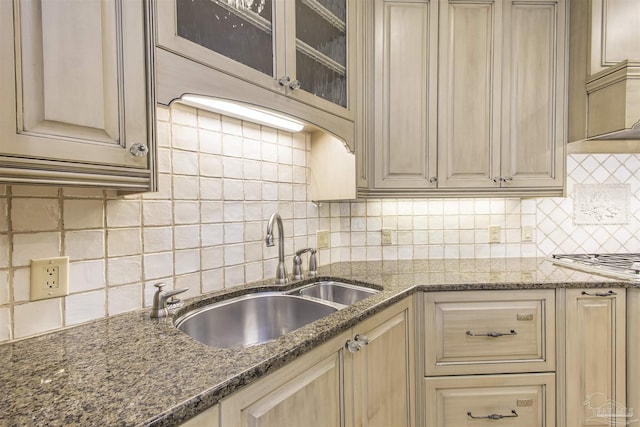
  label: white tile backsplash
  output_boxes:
[2,103,640,343]
[14,299,62,339]
[66,290,105,326]
[108,284,142,316]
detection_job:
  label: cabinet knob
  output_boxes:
[492,176,513,184]
[278,76,291,87]
[129,143,149,157]
[429,176,438,184]
[277,76,301,90]
[345,334,370,353]
[288,79,301,90]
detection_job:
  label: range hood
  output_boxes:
[585,60,640,140]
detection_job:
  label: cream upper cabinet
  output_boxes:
[568,0,640,143]
[587,0,640,75]
[564,288,626,427]
[359,0,438,197]
[155,0,359,149]
[360,0,566,197]
[0,0,156,192]
[438,0,565,193]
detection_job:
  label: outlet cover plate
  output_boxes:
[30,256,69,301]
[381,228,392,245]
[488,225,501,243]
[317,230,330,249]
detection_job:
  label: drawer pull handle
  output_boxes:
[466,329,517,338]
[467,410,518,420]
[581,290,616,297]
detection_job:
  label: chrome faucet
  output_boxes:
[150,283,188,318]
[292,248,317,280]
[265,212,288,284]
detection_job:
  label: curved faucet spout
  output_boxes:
[265,212,288,284]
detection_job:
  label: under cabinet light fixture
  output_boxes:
[179,95,305,133]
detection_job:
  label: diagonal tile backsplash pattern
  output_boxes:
[1,103,639,342]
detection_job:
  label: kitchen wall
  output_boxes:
[1,103,639,343]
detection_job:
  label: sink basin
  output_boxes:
[175,293,337,348]
[292,281,379,306]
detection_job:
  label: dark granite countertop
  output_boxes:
[0,258,631,427]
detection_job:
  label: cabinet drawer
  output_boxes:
[424,373,555,427]
[424,290,555,375]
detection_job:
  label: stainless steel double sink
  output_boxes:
[175,281,379,349]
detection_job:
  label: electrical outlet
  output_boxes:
[316,230,330,249]
[30,257,69,301]
[381,228,393,245]
[488,225,501,243]
[521,226,534,242]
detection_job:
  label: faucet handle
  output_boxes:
[308,248,318,277]
[150,282,188,318]
[292,248,317,280]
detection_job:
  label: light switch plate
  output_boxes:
[381,228,392,245]
[521,226,534,242]
[488,225,501,243]
[30,257,69,301]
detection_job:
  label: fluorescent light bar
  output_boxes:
[179,95,305,133]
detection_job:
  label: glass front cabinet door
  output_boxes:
[156,0,355,120]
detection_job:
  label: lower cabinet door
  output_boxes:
[352,297,415,427]
[220,331,352,427]
[424,373,555,427]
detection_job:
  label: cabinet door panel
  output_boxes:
[244,354,343,427]
[175,0,275,77]
[438,1,501,188]
[424,290,555,376]
[591,0,640,73]
[294,0,347,107]
[565,289,626,427]
[502,0,564,188]
[353,297,414,427]
[373,0,437,189]
[425,373,555,427]
[220,331,351,427]
[0,0,152,177]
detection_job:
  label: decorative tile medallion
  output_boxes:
[573,184,630,225]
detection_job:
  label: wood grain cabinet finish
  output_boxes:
[424,290,555,376]
[220,330,351,427]
[0,0,156,192]
[424,373,556,427]
[365,0,438,194]
[564,288,626,427]
[220,297,414,427]
[179,405,219,427]
[361,0,566,197]
[568,0,640,143]
[438,0,565,194]
[627,288,640,427]
[351,297,415,427]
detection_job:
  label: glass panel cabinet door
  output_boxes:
[175,0,274,76]
[294,0,347,108]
